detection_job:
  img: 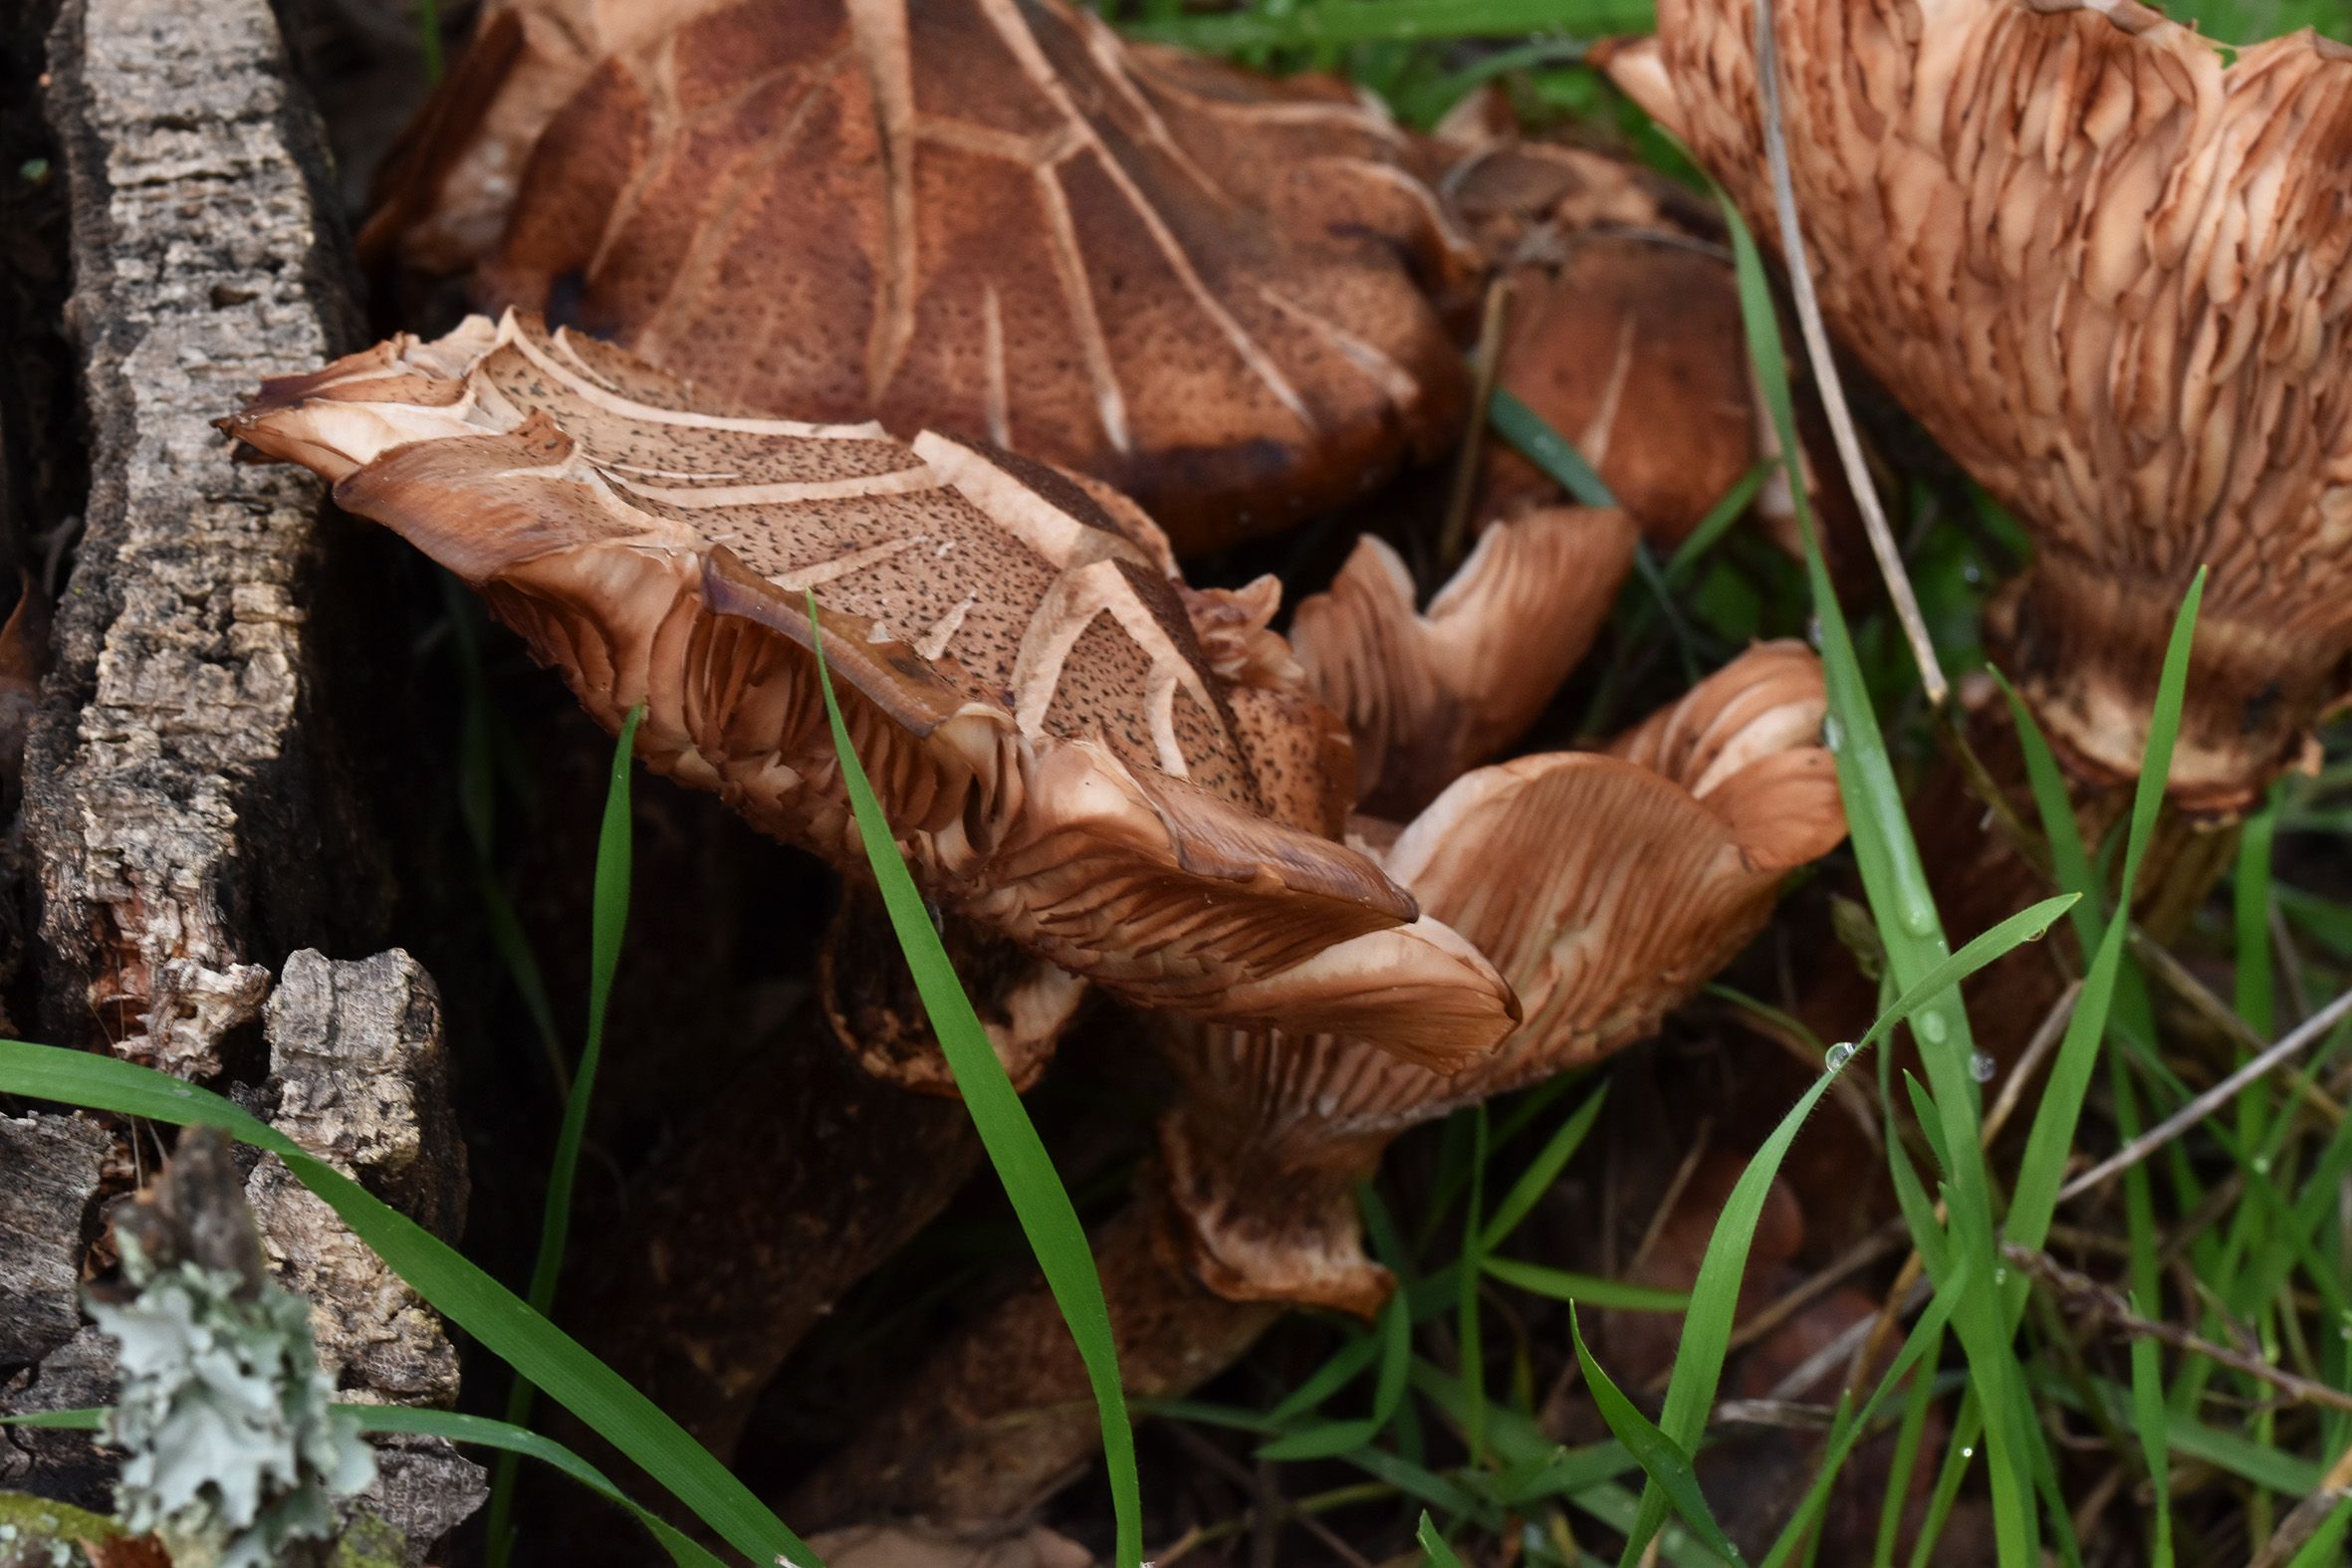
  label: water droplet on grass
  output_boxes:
[1970,1050,1998,1083]
[1825,1041,1855,1069]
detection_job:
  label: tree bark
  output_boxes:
[3,4,483,1557]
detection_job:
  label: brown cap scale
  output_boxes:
[1608,0,2352,810]
[373,0,1484,551]
[792,641,1847,1528]
[222,312,1517,1066]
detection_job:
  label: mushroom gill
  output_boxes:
[1607,0,2352,810]
[368,0,1484,551]
[788,640,1846,1530]
[1290,504,1640,817]
[222,312,1516,1067]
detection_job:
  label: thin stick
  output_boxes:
[2003,1242,2352,1417]
[1728,1224,1904,1357]
[1164,1422,1376,1568]
[1436,275,1515,572]
[1752,0,1948,705]
[2060,987,2352,1202]
[1985,978,2084,1140]
[2248,1436,2352,1568]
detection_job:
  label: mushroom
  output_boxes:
[356,0,718,274]
[367,0,1484,551]
[223,312,1517,1064]
[1289,504,1639,816]
[560,914,1088,1468]
[788,640,1846,1530]
[1431,124,1852,567]
[1606,0,2352,809]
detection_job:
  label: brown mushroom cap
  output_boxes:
[223,312,1516,1067]
[1439,134,1846,560]
[379,0,1482,552]
[1290,505,1639,816]
[1609,0,2352,809]
[1160,640,1845,1315]
[357,0,721,273]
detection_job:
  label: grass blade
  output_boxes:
[488,703,642,1565]
[1480,1085,1608,1249]
[0,1042,819,1566]
[2002,573,2203,1263]
[1482,1257,1688,1312]
[1571,1309,1742,1562]
[804,593,1142,1568]
[1718,179,2046,1564]
[1621,894,2071,1559]
[1760,1263,1967,1568]
[1419,1508,1469,1567]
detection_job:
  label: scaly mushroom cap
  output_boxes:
[1160,640,1845,1314]
[1608,0,2352,809]
[357,0,722,273]
[1289,505,1639,816]
[379,0,1481,552]
[1440,134,1836,558]
[223,312,1517,1068]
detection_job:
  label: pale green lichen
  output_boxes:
[87,1238,376,1568]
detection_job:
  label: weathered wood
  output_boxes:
[24,0,359,1069]
[6,6,483,1555]
[247,949,469,1411]
[0,1114,107,1370]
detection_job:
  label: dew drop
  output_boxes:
[1900,901,1938,936]
[1994,1267,2007,1286]
[1807,614,1825,649]
[1825,1041,1856,1069]
[1821,714,1844,754]
[1969,1050,1998,1084]
[1961,1447,1976,1460]
[2252,1155,2272,1176]
[1917,1013,1948,1046]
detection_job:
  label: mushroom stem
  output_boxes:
[789,644,1848,1531]
[788,1189,1282,1532]
[563,1002,983,1462]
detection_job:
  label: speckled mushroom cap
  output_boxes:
[221,312,1518,1068]
[370,0,1483,552]
[1441,136,1816,552]
[358,0,722,273]
[1289,505,1640,817]
[1607,0,2352,810]
[1157,640,1845,1315]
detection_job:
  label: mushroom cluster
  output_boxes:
[221,1,1882,1552]
[1607,0,2352,809]
[787,627,1841,1530]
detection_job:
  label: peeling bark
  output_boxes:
[23,0,362,1066]
[3,5,480,1556]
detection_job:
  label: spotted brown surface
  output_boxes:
[376,0,1480,549]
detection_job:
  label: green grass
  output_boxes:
[805,592,1145,1568]
[483,704,643,1567]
